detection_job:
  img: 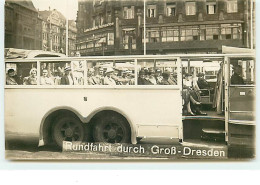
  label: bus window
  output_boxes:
[137,59,178,85]
[5,62,37,85]
[230,58,255,85]
[40,60,85,85]
[86,60,135,85]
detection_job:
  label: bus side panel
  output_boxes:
[5,88,182,144]
[229,86,255,121]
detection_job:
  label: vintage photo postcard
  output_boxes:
[4,0,256,161]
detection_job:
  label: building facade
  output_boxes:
[76,0,255,56]
[5,0,42,50]
[39,9,77,56]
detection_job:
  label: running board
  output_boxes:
[137,136,180,144]
[201,128,226,142]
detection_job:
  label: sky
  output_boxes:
[31,0,78,20]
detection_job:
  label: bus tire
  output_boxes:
[93,115,131,143]
[52,117,85,148]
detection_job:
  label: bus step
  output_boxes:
[201,128,225,142]
[137,137,180,145]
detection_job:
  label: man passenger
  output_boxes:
[40,69,54,85]
[231,65,245,85]
[6,69,18,85]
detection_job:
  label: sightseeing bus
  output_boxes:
[4,53,255,154]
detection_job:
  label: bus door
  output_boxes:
[224,56,255,147]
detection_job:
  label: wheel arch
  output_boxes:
[38,106,84,147]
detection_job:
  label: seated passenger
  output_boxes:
[61,67,74,85]
[23,68,37,85]
[103,68,116,85]
[147,68,157,85]
[154,68,163,84]
[160,71,175,85]
[6,69,18,85]
[231,65,245,85]
[197,73,210,89]
[183,73,207,116]
[116,70,131,85]
[88,68,101,85]
[40,69,54,85]
[196,73,213,96]
[138,70,153,85]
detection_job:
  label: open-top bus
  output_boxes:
[4,53,255,156]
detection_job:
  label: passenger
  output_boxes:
[154,68,163,84]
[231,65,245,85]
[96,68,104,84]
[196,73,212,96]
[103,68,116,85]
[197,73,210,89]
[160,71,176,85]
[6,69,18,85]
[88,68,101,85]
[138,70,153,85]
[23,68,37,85]
[183,73,207,116]
[40,69,54,85]
[61,66,74,85]
[147,68,157,85]
[117,70,130,85]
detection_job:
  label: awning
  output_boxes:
[222,46,255,54]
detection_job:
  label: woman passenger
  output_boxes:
[23,68,37,85]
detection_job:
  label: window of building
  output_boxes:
[200,25,206,40]
[123,6,135,19]
[221,23,242,40]
[186,2,196,15]
[147,5,156,18]
[166,3,176,16]
[162,27,179,42]
[227,0,238,13]
[107,32,114,45]
[206,25,219,40]
[122,29,136,49]
[206,1,216,14]
[180,26,199,41]
[147,28,160,42]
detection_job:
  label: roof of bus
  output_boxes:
[4,48,66,59]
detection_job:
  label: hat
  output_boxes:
[89,68,95,72]
[162,72,170,78]
[106,68,114,74]
[139,70,145,75]
[155,68,161,73]
[64,66,71,72]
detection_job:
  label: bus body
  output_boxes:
[4,54,255,151]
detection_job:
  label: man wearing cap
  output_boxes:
[61,66,74,85]
[103,68,116,85]
[231,65,244,85]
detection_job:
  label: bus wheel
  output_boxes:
[52,117,85,148]
[93,115,131,143]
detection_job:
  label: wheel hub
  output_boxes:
[65,128,73,137]
[108,129,116,139]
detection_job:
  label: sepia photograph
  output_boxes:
[3,0,256,161]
